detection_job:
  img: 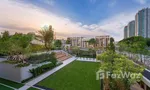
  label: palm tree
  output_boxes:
[37,25,54,51]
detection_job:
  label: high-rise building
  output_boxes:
[124,26,128,39]
[135,8,150,38]
[128,20,135,37]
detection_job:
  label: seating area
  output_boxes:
[55,51,72,61]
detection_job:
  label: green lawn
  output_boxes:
[0,78,23,89]
[0,84,13,90]
[27,87,39,90]
[0,78,39,90]
[38,61,100,90]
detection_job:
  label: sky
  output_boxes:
[0,0,150,41]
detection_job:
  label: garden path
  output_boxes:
[18,56,76,90]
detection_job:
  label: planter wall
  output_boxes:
[0,63,33,83]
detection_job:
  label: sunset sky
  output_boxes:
[0,0,150,41]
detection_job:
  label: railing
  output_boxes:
[116,50,150,69]
[76,57,100,62]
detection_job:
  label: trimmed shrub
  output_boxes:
[2,60,20,64]
[29,63,55,77]
[27,53,57,65]
[15,63,30,67]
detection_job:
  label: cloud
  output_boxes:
[108,0,117,7]
[0,0,137,41]
[82,12,136,41]
[82,24,98,30]
[0,0,103,39]
[134,0,147,4]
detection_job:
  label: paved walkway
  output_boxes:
[18,56,76,90]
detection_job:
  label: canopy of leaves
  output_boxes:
[88,38,96,45]
[66,38,71,44]
[118,36,148,55]
[146,38,150,47]
[54,40,62,48]
[97,51,144,90]
[37,25,54,50]
[107,37,115,52]
[0,31,33,56]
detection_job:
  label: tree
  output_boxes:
[37,25,54,51]
[71,46,80,56]
[97,51,144,90]
[107,37,115,52]
[146,38,150,47]
[97,37,144,90]
[1,31,10,40]
[54,40,62,49]
[89,48,96,58]
[88,38,97,47]
[118,36,148,62]
[66,38,71,44]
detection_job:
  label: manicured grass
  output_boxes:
[0,78,23,89]
[38,61,100,90]
[0,84,13,90]
[27,87,39,90]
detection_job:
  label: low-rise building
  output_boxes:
[95,35,110,48]
[68,35,110,49]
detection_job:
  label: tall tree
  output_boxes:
[66,38,71,44]
[54,40,62,49]
[37,25,54,51]
[107,37,115,52]
[97,51,144,90]
[1,31,10,40]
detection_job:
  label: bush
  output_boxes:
[27,53,50,64]
[2,60,20,64]
[28,44,45,53]
[72,50,96,58]
[30,63,55,77]
[27,53,57,65]
[15,63,30,67]
[50,52,57,66]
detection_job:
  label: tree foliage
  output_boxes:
[66,38,71,44]
[107,37,115,52]
[88,38,97,47]
[146,38,150,47]
[118,36,149,62]
[97,37,144,90]
[37,25,54,51]
[97,51,144,90]
[54,40,62,49]
[0,31,33,56]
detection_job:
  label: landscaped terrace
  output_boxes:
[37,61,100,90]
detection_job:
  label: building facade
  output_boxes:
[95,35,110,48]
[69,37,84,47]
[135,8,150,38]
[68,35,110,48]
[124,26,128,39]
[128,20,135,37]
